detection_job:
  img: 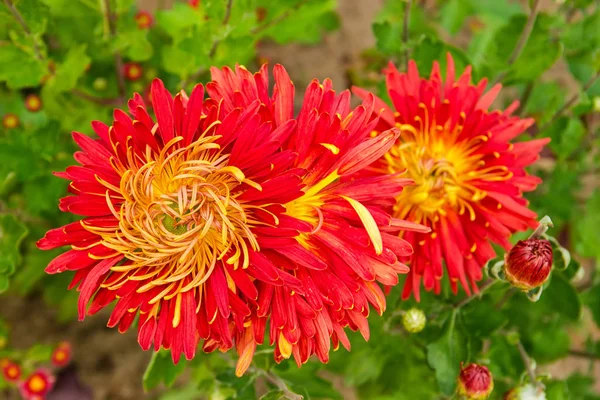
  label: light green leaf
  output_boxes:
[44,44,91,93]
[0,45,46,89]
[440,0,472,35]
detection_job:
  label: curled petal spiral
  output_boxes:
[38,65,426,374]
[354,53,549,300]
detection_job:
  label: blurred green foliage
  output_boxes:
[1,0,600,399]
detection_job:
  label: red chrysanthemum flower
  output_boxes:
[51,341,72,367]
[38,64,425,375]
[354,54,549,300]
[1,359,21,383]
[206,65,428,372]
[135,11,153,29]
[123,62,143,81]
[19,369,55,400]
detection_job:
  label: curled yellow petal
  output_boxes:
[340,195,383,255]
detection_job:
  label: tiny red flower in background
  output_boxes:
[188,0,200,8]
[504,239,553,291]
[1,359,21,383]
[25,94,43,112]
[19,369,55,400]
[38,64,426,375]
[123,62,143,81]
[51,341,72,367]
[354,53,549,300]
[457,363,494,399]
[135,11,153,29]
[2,113,20,129]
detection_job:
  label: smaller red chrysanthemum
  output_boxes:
[2,113,19,129]
[354,53,549,300]
[123,62,143,81]
[51,341,72,367]
[135,11,153,29]
[24,94,43,112]
[19,369,55,400]
[1,359,21,383]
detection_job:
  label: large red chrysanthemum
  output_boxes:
[354,54,549,300]
[38,64,427,374]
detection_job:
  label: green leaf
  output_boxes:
[24,343,53,364]
[0,45,46,89]
[143,350,187,391]
[13,0,50,34]
[373,21,402,57]
[544,117,586,161]
[539,271,582,321]
[575,190,600,261]
[583,283,600,328]
[440,0,472,35]
[0,214,29,278]
[489,13,562,84]
[426,311,466,395]
[411,36,471,77]
[44,44,91,93]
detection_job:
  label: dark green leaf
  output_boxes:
[540,271,582,321]
[0,214,29,279]
[143,350,187,391]
[426,311,466,395]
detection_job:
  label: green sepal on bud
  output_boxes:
[401,308,426,333]
[504,383,546,400]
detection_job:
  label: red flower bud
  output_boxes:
[504,239,553,291]
[456,363,494,400]
[188,0,200,8]
[24,94,43,112]
[123,62,143,81]
[135,11,153,29]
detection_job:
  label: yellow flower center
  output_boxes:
[85,134,263,306]
[386,112,512,225]
[28,375,46,393]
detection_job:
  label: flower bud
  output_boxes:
[1,359,21,383]
[402,308,426,333]
[504,239,553,291]
[504,383,546,400]
[93,77,108,91]
[456,363,494,400]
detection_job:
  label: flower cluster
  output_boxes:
[39,57,547,375]
[1,341,71,400]
[38,64,428,375]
